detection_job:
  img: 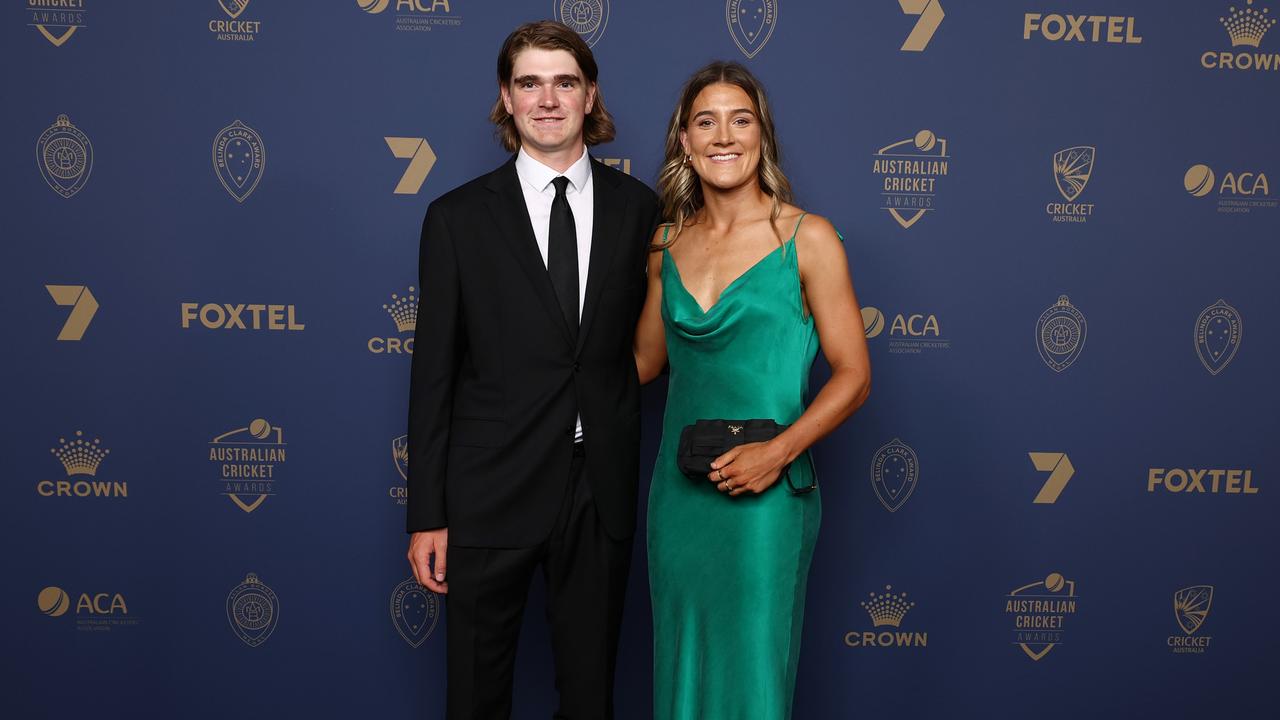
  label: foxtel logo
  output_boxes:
[1147,468,1258,494]
[180,303,305,331]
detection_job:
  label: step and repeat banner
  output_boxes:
[4,1,1276,718]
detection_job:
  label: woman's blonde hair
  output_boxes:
[657,61,793,246]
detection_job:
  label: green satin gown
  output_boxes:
[648,215,821,720]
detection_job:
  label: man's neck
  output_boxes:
[521,143,587,174]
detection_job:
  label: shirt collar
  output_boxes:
[516,146,591,194]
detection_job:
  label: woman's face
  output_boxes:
[680,82,762,193]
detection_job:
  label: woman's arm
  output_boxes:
[634,228,669,384]
[713,214,871,496]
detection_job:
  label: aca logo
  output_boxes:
[357,0,463,34]
[212,120,266,202]
[369,287,416,354]
[37,115,93,198]
[38,585,138,632]
[860,306,949,353]
[556,0,609,48]
[181,302,305,331]
[1184,164,1276,214]
[1169,585,1214,654]
[844,585,928,648]
[1195,299,1242,375]
[1004,572,1078,661]
[1046,146,1096,223]
[385,137,437,195]
[1201,0,1279,71]
[390,577,440,648]
[1147,468,1258,495]
[208,0,261,42]
[1035,295,1086,373]
[899,0,944,52]
[726,0,778,59]
[871,130,949,229]
[1027,452,1074,504]
[208,418,287,513]
[226,573,279,647]
[389,435,409,506]
[871,438,919,512]
[38,430,127,499]
[27,0,88,47]
[1022,13,1142,44]
[46,285,98,341]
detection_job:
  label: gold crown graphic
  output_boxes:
[1221,1,1275,47]
[861,585,915,628]
[54,114,72,128]
[50,430,110,476]
[383,287,418,333]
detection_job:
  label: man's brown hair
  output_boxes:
[490,20,616,152]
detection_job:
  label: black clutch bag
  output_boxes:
[676,419,817,495]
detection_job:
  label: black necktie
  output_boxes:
[548,176,579,340]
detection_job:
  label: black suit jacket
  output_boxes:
[406,157,659,547]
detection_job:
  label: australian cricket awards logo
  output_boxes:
[227,573,279,647]
[28,0,87,47]
[871,438,919,512]
[556,0,609,47]
[37,115,93,199]
[390,577,440,648]
[844,585,927,648]
[1046,146,1096,223]
[389,435,409,506]
[212,120,265,203]
[208,418,286,513]
[1201,0,1279,71]
[369,286,417,354]
[726,0,778,59]
[1036,295,1086,373]
[1169,585,1214,654]
[209,0,261,42]
[38,430,126,499]
[1005,572,1078,661]
[1184,163,1275,214]
[1195,299,1242,375]
[872,130,949,229]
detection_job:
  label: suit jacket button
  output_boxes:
[573,362,581,372]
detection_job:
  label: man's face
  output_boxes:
[501,47,596,161]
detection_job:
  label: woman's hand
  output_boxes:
[708,440,791,497]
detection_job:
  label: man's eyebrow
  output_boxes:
[513,73,582,85]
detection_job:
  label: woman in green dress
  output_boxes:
[633,62,872,719]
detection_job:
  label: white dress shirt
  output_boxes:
[514,146,593,440]
[514,146,594,319]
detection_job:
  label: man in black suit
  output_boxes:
[406,20,659,720]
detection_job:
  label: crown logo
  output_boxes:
[861,585,915,628]
[383,287,418,333]
[51,430,110,477]
[1221,1,1275,47]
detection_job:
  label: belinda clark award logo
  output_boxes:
[212,120,265,202]
[390,577,440,647]
[726,0,778,59]
[1195,299,1242,375]
[871,438,919,512]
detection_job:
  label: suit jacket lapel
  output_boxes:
[484,160,574,347]
[577,159,626,356]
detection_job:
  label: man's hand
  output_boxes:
[408,529,449,594]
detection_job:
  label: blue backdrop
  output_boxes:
[5,1,1276,718]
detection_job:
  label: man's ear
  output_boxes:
[500,84,513,115]
[585,82,597,114]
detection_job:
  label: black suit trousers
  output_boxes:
[444,445,632,720]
